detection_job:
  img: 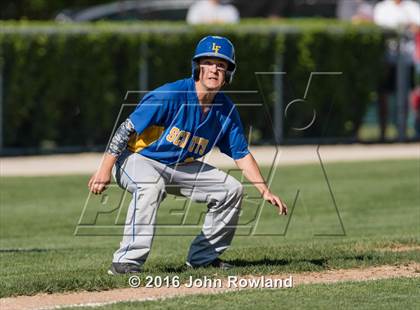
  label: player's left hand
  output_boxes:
[263,191,288,215]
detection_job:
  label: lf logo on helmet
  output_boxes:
[212,43,221,53]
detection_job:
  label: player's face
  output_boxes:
[198,58,228,90]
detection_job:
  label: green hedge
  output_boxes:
[0,21,386,149]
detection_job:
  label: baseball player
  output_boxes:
[88,36,288,275]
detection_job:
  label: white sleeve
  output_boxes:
[373,4,394,28]
[407,2,420,26]
[186,2,202,25]
[225,5,240,23]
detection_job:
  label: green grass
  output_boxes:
[65,277,420,310]
[0,159,419,297]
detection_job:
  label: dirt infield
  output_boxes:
[1,144,419,176]
[1,262,419,310]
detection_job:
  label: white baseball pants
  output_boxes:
[112,150,243,267]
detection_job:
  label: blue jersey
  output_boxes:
[127,77,249,165]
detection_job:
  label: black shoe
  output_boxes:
[209,258,233,270]
[186,258,233,270]
[107,262,142,275]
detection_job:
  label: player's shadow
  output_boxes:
[229,258,327,268]
[227,253,375,268]
[156,266,188,273]
[154,253,375,272]
[156,258,326,272]
[0,248,51,253]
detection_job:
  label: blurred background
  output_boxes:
[0,0,419,155]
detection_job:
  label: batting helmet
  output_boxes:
[192,36,236,84]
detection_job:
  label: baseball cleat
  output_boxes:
[186,258,233,270]
[107,262,142,275]
[209,258,233,270]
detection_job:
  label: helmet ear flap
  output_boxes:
[192,61,200,81]
[225,71,232,84]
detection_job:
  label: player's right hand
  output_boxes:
[88,170,111,195]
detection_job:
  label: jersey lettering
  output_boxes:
[166,127,208,155]
[188,136,199,152]
[166,127,180,143]
[174,130,191,148]
[195,138,209,155]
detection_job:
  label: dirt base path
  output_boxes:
[1,263,419,310]
[1,144,419,176]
